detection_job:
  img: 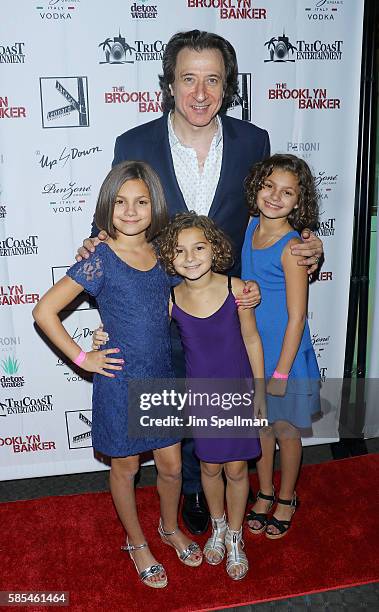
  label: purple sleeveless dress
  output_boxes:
[171,277,261,463]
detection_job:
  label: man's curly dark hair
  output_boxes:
[158,212,234,275]
[159,30,239,113]
[245,154,319,232]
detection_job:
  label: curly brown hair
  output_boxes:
[245,154,319,232]
[158,212,234,275]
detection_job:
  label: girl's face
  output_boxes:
[173,227,213,280]
[257,169,300,220]
[113,179,152,237]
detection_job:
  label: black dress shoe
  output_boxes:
[182,492,210,535]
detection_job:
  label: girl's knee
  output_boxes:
[157,460,182,482]
[274,420,300,440]
[111,456,139,481]
[201,462,223,479]
[224,462,247,482]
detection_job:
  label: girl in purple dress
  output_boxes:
[159,212,266,581]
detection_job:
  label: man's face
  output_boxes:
[171,47,225,129]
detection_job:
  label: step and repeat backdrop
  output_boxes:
[0,0,364,479]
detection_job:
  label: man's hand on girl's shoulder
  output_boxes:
[75,230,109,262]
[290,229,324,275]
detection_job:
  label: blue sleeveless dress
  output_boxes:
[171,277,261,463]
[241,217,320,428]
[67,243,179,457]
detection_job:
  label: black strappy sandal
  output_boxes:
[246,489,275,535]
[265,493,297,539]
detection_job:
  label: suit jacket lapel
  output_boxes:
[207,115,236,219]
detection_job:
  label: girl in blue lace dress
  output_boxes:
[33,161,203,589]
[242,154,320,540]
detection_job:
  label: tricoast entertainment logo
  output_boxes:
[187,0,267,20]
[98,30,166,63]
[0,235,38,257]
[264,32,343,62]
[0,394,53,416]
[39,76,89,128]
[0,42,26,64]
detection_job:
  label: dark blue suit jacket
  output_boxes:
[93,113,270,275]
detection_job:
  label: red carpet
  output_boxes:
[2,455,378,611]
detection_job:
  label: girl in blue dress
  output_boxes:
[242,154,321,539]
[33,161,203,589]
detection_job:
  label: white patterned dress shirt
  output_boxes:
[167,113,223,216]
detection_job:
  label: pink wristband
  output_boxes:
[73,350,87,366]
[272,370,288,380]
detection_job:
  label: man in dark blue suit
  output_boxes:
[80,30,323,535]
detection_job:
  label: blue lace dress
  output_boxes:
[66,243,178,457]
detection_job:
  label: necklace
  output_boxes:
[253,224,289,249]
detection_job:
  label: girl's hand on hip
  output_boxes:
[235,280,261,309]
[81,348,124,378]
[92,323,109,350]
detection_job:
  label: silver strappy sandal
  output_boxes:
[158,519,203,567]
[121,540,168,589]
[203,514,227,565]
[225,525,249,581]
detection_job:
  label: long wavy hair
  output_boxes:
[245,154,319,231]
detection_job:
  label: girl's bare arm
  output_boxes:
[33,277,123,377]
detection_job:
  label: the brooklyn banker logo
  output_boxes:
[99,30,166,63]
[264,33,343,62]
[0,284,40,307]
[0,42,25,64]
[65,410,92,449]
[39,76,89,129]
[187,0,267,20]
